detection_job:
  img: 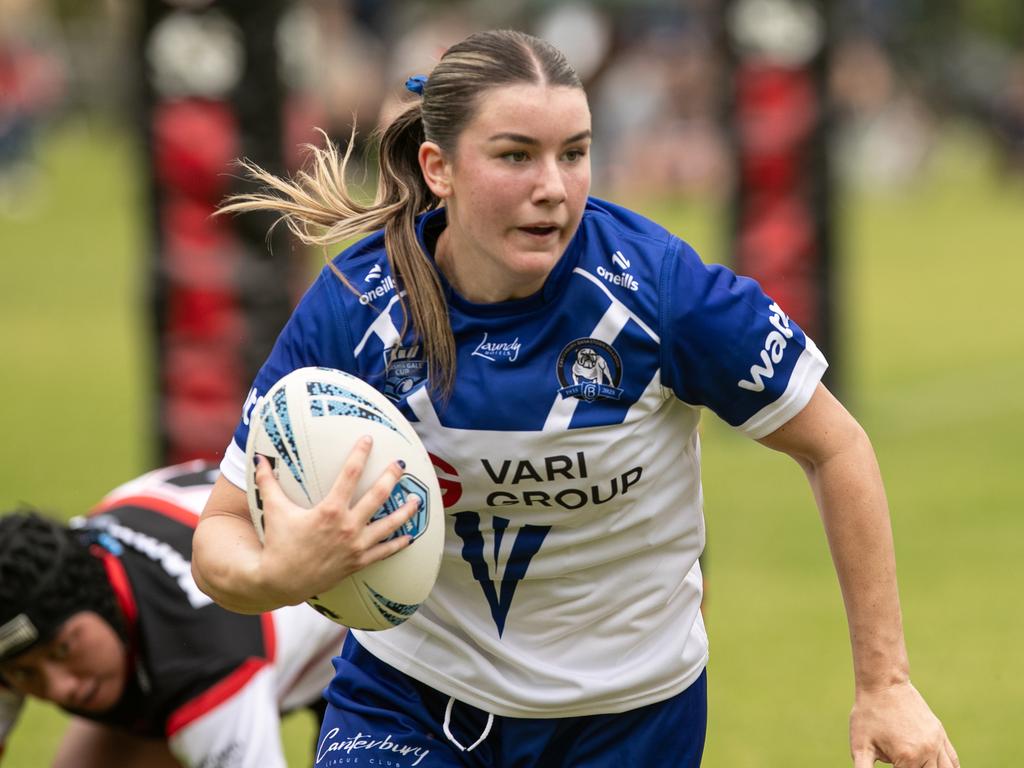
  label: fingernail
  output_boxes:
[360,435,372,446]
[397,459,407,470]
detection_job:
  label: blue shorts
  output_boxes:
[316,634,706,767]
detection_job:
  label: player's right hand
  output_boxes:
[253,436,418,605]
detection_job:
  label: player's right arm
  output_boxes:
[191,475,278,615]
[192,444,416,614]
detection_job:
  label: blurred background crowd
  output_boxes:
[2,0,1024,217]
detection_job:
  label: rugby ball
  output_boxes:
[244,366,443,630]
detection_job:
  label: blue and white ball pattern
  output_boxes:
[245,367,444,630]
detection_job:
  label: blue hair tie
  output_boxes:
[405,74,428,95]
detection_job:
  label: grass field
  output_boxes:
[1,119,1021,766]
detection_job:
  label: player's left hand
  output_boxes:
[850,680,959,767]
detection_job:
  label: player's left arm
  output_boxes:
[757,382,959,768]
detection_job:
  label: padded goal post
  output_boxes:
[722,0,840,391]
[139,0,296,463]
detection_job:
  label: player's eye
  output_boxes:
[563,147,587,162]
[503,150,529,163]
[50,637,72,662]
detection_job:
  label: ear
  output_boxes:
[418,141,452,199]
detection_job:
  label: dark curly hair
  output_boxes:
[0,511,124,663]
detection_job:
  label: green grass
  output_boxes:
[691,127,1024,766]
[0,119,153,512]
[1,120,1021,765]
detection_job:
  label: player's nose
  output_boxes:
[531,156,567,206]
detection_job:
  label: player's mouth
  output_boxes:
[69,680,101,710]
[517,224,560,240]
[83,677,119,712]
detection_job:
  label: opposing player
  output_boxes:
[0,461,345,768]
[191,29,958,767]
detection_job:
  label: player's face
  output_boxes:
[0,612,126,713]
[430,83,592,303]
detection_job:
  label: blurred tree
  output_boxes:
[961,0,1024,49]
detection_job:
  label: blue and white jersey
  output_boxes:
[221,197,827,718]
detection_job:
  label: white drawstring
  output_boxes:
[442,695,494,753]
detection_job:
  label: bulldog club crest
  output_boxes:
[556,338,624,402]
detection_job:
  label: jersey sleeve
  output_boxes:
[221,269,356,488]
[0,686,25,761]
[660,237,828,439]
[167,665,287,768]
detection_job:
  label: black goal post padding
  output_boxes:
[138,0,295,464]
[722,0,839,393]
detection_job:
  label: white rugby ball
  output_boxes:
[244,366,443,630]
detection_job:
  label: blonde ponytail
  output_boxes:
[220,115,455,397]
